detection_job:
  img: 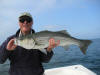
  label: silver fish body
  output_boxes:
[14,30,92,54]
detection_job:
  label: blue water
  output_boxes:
[0,38,100,75]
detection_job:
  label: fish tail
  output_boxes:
[79,40,92,54]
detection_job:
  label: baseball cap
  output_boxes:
[19,12,32,18]
[19,12,33,23]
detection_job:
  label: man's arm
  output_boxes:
[38,49,54,63]
[0,38,12,64]
[38,38,60,63]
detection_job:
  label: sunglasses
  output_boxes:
[19,16,32,23]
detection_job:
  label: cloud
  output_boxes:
[0,0,57,41]
[0,0,57,30]
[0,0,99,41]
[0,0,56,16]
[33,0,56,14]
[0,0,89,19]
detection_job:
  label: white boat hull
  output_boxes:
[45,65,97,75]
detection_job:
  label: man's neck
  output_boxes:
[22,31,31,35]
[19,30,32,37]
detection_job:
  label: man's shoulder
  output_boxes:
[7,34,16,40]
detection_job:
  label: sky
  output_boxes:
[0,0,100,43]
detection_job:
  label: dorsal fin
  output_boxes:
[58,30,71,36]
[58,30,66,33]
[43,30,49,32]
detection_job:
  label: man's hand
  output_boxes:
[6,39,17,51]
[47,38,60,52]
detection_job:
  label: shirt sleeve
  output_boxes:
[38,48,54,63]
[0,38,12,64]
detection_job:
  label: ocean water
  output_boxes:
[0,38,100,75]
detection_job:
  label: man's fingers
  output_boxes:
[56,40,60,46]
[12,45,17,49]
[7,38,17,50]
[49,38,55,46]
[10,39,14,42]
[48,38,60,49]
[8,39,14,45]
[49,38,54,48]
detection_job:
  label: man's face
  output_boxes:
[19,16,33,34]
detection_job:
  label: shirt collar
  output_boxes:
[19,30,32,37]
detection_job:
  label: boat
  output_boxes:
[45,65,97,75]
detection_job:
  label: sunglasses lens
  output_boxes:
[19,19,25,23]
[19,16,32,23]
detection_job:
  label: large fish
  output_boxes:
[14,30,92,54]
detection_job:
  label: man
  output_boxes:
[0,12,60,75]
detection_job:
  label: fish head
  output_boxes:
[14,37,35,49]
